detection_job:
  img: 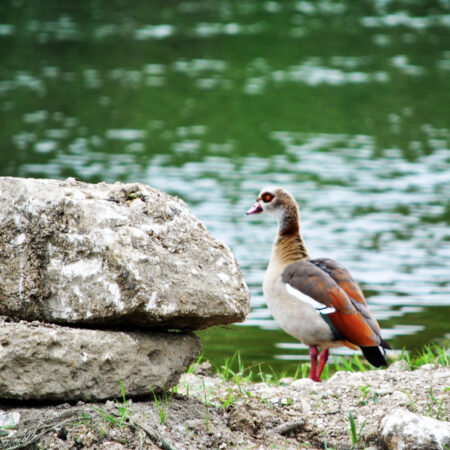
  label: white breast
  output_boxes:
[263,270,335,346]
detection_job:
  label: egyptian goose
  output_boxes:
[247,187,390,381]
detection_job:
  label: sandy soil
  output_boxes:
[1,361,449,449]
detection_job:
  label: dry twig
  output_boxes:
[272,418,306,436]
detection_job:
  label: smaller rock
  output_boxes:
[193,361,213,377]
[76,430,98,447]
[328,370,365,385]
[0,318,200,401]
[380,408,450,450]
[291,378,316,391]
[420,363,437,371]
[227,403,261,435]
[390,391,409,406]
[300,398,312,414]
[0,411,20,436]
[387,360,410,372]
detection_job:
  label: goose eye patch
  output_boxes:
[262,193,274,203]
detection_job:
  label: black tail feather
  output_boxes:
[360,346,388,367]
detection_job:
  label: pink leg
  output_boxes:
[315,348,329,381]
[309,346,319,381]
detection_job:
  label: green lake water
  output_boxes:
[1,0,449,374]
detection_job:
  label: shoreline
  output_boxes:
[1,359,449,449]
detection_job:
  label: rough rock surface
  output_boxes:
[0,317,201,401]
[0,177,250,329]
[380,408,450,450]
[1,361,448,449]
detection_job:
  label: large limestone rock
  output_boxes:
[0,318,201,401]
[0,177,250,329]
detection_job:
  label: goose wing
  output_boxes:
[281,259,386,349]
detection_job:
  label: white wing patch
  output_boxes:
[285,283,336,314]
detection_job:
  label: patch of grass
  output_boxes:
[115,377,130,427]
[187,354,205,374]
[95,375,130,428]
[358,384,371,406]
[0,425,16,437]
[202,380,210,431]
[218,387,237,409]
[326,343,448,379]
[357,384,380,407]
[218,353,252,383]
[151,385,172,425]
[399,343,449,369]
[257,362,292,385]
[192,342,448,386]
[347,411,366,449]
[211,352,308,386]
[76,413,92,426]
[293,362,311,380]
[333,353,370,374]
[95,408,126,428]
[402,389,418,413]
[398,347,414,368]
[425,385,448,421]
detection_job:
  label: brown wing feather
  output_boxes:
[311,258,383,336]
[281,260,383,347]
[282,261,349,310]
[312,258,366,305]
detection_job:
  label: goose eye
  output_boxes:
[262,192,274,203]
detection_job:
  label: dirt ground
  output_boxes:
[1,361,449,449]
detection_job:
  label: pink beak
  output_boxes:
[246,201,263,215]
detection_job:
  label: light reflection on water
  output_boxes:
[1,0,449,368]
[17,131,450,354]
[148,137,449,361]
